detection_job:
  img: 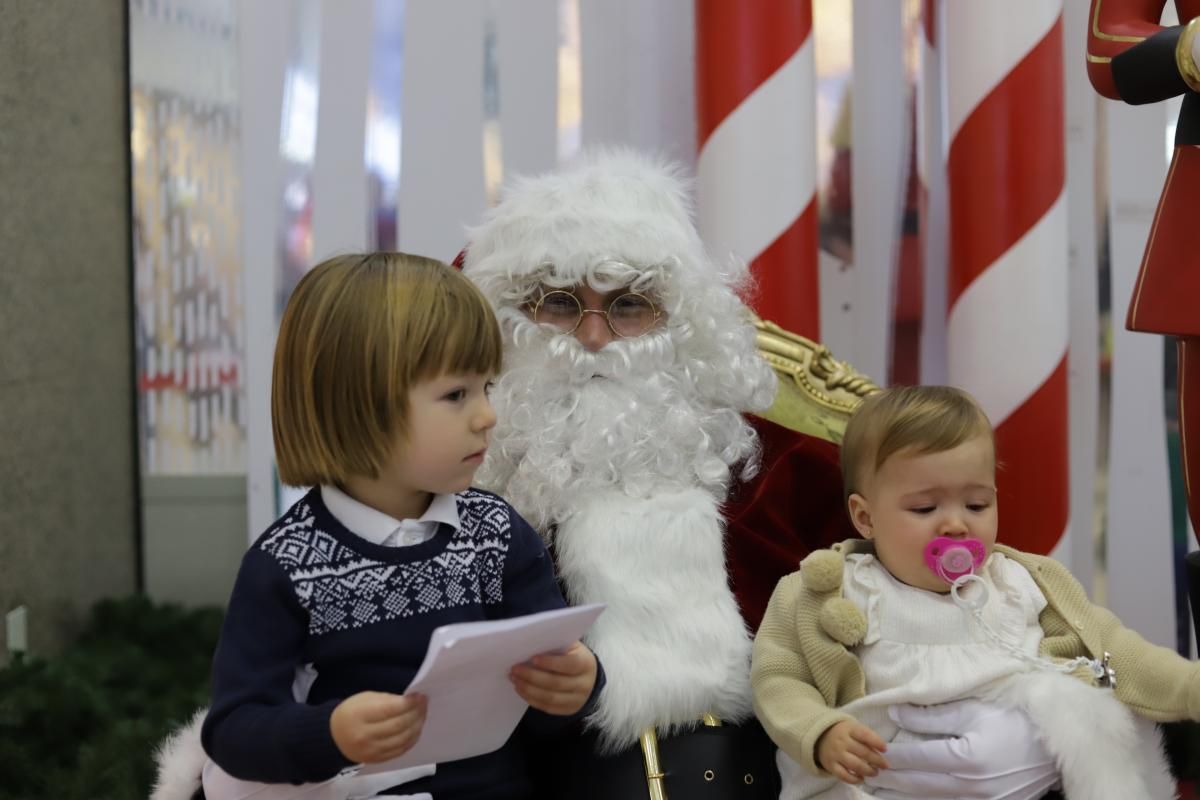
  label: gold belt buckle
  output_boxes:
[638,713,723,800]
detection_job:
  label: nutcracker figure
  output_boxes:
[1087,0,1200,541]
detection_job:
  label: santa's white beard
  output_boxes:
[475,319,764,747]
[477,318,761,533]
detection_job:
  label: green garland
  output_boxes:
[0,595,221,800]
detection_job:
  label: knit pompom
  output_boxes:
[819,597,868,646]
[801,550,844,593]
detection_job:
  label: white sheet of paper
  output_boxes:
[357,603,605,775]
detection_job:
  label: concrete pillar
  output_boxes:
[0,1,138,660]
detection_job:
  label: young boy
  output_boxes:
[752,385,1198,799]
[201,252,602,799]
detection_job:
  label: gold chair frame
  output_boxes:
[753,319,878,444]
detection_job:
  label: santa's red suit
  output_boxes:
[1087,0,1200,540]
[726,416,853,631]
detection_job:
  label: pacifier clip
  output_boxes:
[920,537,1113,686]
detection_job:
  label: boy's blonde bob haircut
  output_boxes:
[840,385,994,499]
[272,252,503,487]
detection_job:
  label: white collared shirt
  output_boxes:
[320,484,460,547]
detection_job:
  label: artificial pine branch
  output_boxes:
[0,595,221,799]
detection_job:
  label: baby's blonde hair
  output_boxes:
[840,385,994,498]
[271,252,503,487]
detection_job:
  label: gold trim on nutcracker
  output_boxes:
[754,318,878,444]
[1177,17,1200,92]
[1091,0,1149,43]
[639,727,668,800]
[702,713,722,727]
[1183,342,1193,497]
[1087,53,1112,63]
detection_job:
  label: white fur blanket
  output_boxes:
[776,671,1176,800]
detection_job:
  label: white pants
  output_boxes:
[201,759,436,800]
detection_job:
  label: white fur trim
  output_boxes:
[553,488,753,750]
[150,707,208,800]
[986,672,1176,800]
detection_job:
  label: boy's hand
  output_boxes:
[817,719,890,785]
[510,640,598,715]
[330,691,427,764]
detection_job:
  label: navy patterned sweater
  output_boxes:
[201,486,601,798]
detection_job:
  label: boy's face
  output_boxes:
[382,372,497,500]
[847,434,998,593]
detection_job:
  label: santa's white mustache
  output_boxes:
[476,316,760,531]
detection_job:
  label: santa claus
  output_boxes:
[460,149,817,797]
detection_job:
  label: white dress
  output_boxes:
[777,551,1048,800]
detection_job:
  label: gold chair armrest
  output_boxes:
[754,319,879,445]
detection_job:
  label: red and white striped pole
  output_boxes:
[944,2,1069,555]
[695,0,818,338]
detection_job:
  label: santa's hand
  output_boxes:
[863,699,1059,800]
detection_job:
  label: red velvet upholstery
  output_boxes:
[724,415,856,632]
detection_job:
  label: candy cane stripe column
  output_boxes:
[696,0,818,337]
[945,3,1069,555]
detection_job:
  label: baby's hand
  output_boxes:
[816,719,889,785]
[330,690,427,764]
[510,640,598,716]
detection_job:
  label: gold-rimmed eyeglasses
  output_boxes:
[526,289,663,338]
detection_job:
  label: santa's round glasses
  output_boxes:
[527,289,662,338]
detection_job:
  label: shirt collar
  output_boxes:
[320,484,460,545]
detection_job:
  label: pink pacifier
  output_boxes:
[923,537,987,582]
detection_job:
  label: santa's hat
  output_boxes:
[460,149,729,304]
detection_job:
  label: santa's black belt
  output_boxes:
[540,716,781,799]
